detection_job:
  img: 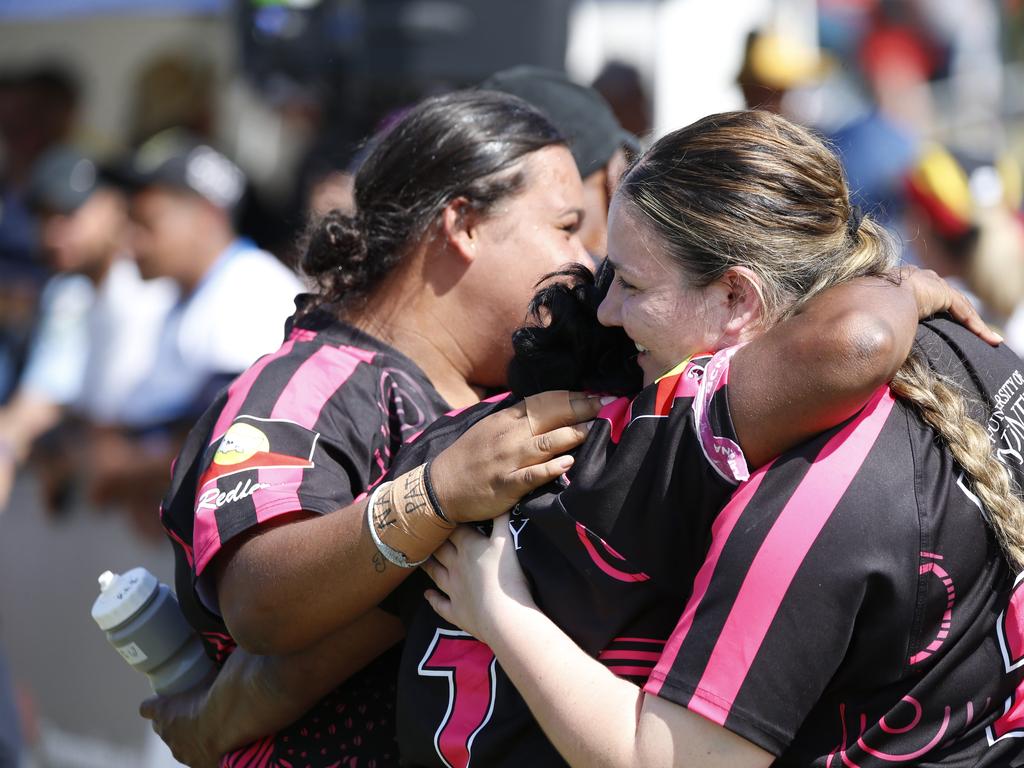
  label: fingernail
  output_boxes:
[583,420,595,432]
[558,455,575,470]
[599,396,617,406]
[994,333,1004,344]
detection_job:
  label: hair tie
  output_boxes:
[847,205,864,239]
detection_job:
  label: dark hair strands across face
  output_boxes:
[508,262,642,398]
[300,90,564,313]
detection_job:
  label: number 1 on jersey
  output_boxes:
[418,628,498,768]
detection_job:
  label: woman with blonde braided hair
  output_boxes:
[409,109,1024,767]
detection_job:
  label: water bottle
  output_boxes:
[90,567,213,695]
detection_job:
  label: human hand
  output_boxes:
[898,265,1003,345]
[139,678,220,768]
[430,391,607,524]
[422,514,534,643]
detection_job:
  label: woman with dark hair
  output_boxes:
[143,89,603,767]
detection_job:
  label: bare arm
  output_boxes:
[423,521,774,768]
[730,268,994,468]
[0,390,62,510]
[217,392,603,654]
[141,609,403,767]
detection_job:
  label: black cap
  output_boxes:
[481,66,639,179]
[110,128,246,211]
[25,146,101,214]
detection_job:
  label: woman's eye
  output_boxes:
[559,218,581,235]
[616,275,636,291]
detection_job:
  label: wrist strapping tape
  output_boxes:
[367,464,455,567]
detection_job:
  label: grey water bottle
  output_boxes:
[91,567,213,695]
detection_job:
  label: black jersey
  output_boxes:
[646,319,1024,766]
[390,320,1024,768]
[159,301,449,768]
[388,350,743,767]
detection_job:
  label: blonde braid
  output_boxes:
[890,353,1024,569]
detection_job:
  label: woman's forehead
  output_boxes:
[606,199,676,277]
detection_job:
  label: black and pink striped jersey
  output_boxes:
[386,319,1024,768]
[159,300,449,768]
[646,319,1024,767]
[386,349,744,767]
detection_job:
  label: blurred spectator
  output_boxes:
[828,16,935,229]
[0,147,177,513]
[481,66,638,260]
[905,143,1024,344]
[89,130,303,531]
[592,60,652,140]
[129,51,216,148]
[0,65,82,399]
[1,64,79,187]
[736,29,829,116]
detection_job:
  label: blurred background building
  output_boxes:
[0,0,1022,766]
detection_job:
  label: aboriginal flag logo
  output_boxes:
[199,416,319,488]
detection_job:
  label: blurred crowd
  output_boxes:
[0,1,1021,529]
[0,0,1021,535]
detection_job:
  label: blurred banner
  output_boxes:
[0,0,227,20]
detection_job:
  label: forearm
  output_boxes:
[0,391,63,461]
[221,392,600,653]
[483,602,772,768]
[483,602,647,768]
[202,610,404,756]
[219,501,433,653]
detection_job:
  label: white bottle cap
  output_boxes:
[90,566,159,631]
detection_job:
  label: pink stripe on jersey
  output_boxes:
[248,344,375,523]
[600,396,633,444]
[645,460,773,696]
[194,343,376,575]
[209,339,298,446]
[270,344,375,425]
[666,386,895,724]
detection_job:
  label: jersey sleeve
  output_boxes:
[191,354,384,579]
[643,385,900,754]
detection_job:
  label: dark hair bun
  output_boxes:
[299,90,563,312]
[301,208,370,292]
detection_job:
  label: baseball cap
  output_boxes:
[480,66,640,179]
[736,31,830,91]
[110,128,246,211]
[25,146,101,214]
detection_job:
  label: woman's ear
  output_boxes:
[720,266,765,340]
[441,197,482,264]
